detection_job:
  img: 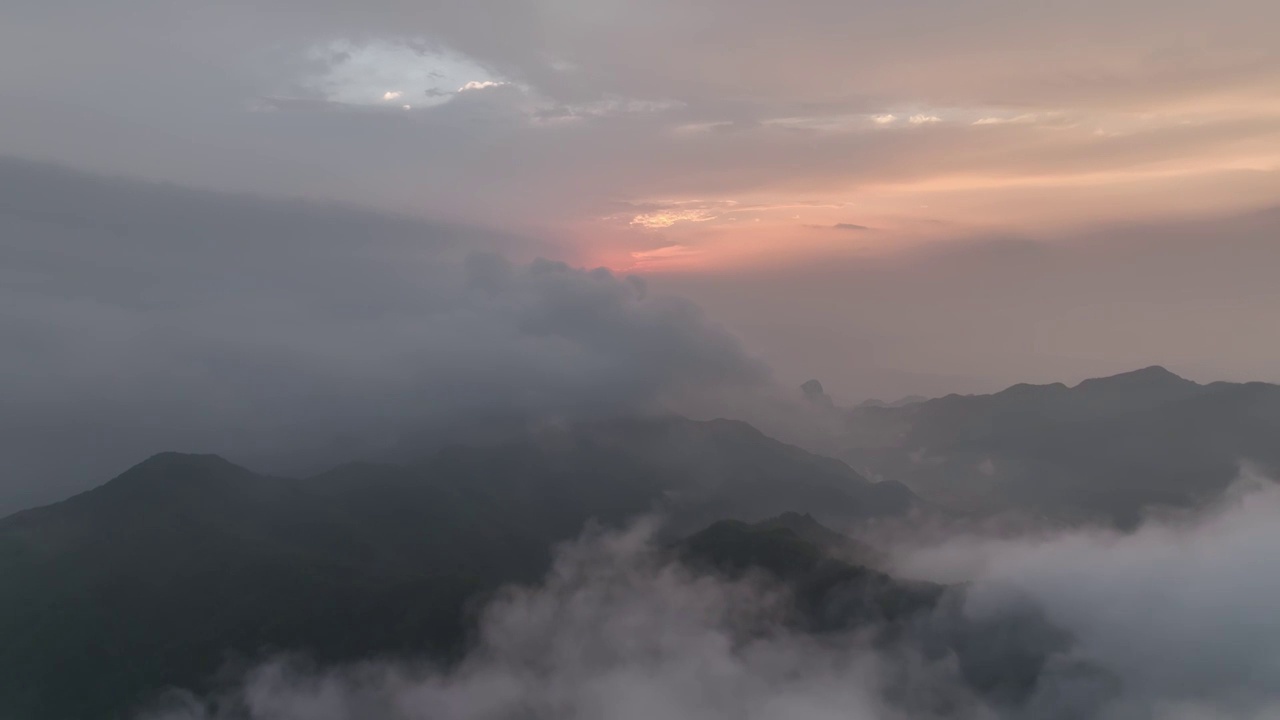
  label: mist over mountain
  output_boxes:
[823,366,1280,526]
[0,416,919,719]
[0,158,773,517]
[7,385,1280,719]
[35,471,1275,720]
[0,443,1098,720]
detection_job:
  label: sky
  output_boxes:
[3,0,1280,508]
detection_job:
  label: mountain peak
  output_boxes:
[139,450,233,464]
[127,451,242,475]
[996,381,1070,399]
[765,510,828,534]
[859,395,928,409]
[95,452,254,498]
[1073,365,1196,392]
[801,379,835,408]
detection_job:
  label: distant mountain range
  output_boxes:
[0,416,916,720]
[858,395,929,409]
[826,366,1280,525]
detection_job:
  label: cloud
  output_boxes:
[627,244,701,270]
[459,80,506,92]
[891,468,1280,719]
[800,222,871,232]
[139,472,1280,720]
[0,158,768,514]
[137,521,966,720]
[972,114,1036,126]
[2,0,1276,243]
[630,208,721,228]
[621,199,742,229]
[303,40,501,107]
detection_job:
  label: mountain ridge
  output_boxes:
[0,414,919,720]
[829,367,1280,524]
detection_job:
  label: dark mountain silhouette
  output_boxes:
[801,378,835,408]
[859,395,928,409]
[737,510,883,567]
[677,515,940,632]
[830,366,1280,525]
[0,416,917,720]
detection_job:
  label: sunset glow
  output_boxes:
[3,0,1278,395]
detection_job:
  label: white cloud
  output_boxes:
[908,114,942,124]
[140,521,907,720]
[630,208,720,228]
[671,121,735,135]
[459,80,506,92]
[973,114,1036,125]
[301,40,500,107]
[894,470,1280,718]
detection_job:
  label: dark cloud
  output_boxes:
[0,158,767,515]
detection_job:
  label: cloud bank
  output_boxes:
[140,521,964,720]
[0,159,766,514]
[896,469,1280,719]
